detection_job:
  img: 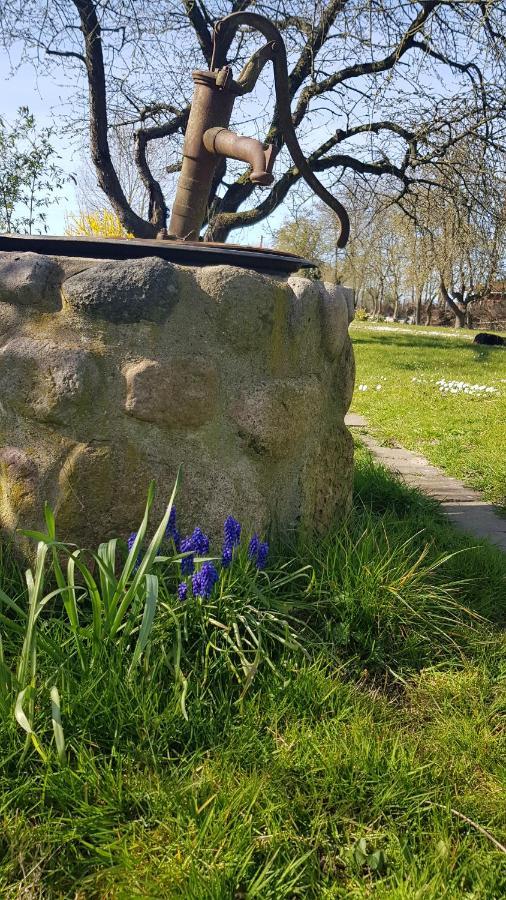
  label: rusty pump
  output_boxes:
[166,12,350,247]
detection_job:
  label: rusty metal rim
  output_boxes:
[0,233,314,273]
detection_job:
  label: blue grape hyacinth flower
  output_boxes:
[248,533,269,570]
[256,541,269,570]
[221,544,232,567]
[192,562,219,599]
[127,531,142,571]
[180,535,195,575]
[224,515,241,545]
[222,515,241,568]
[248,533,259,560]
[191,571,202,597]
[177,582,188,601]
[180,526,210,575]
[166,505,181,551]
[190,527,210,555]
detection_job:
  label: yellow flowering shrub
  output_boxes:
[65,210,132,238]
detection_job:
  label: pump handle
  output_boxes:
[212,12,350,248]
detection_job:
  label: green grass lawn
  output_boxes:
[350,322,506,508]
[0,452,505,898]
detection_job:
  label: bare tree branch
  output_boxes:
[73,0,156,236]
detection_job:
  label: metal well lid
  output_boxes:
[0,234,314,274]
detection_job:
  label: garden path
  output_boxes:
[346,413,506,552]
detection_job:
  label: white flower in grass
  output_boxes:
[435,376,499,397]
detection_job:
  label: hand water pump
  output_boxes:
[165,12,350,247]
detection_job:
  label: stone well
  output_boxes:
[0,250,355,550]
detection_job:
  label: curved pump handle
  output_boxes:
[212,12,350,248]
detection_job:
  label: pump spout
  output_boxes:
[203,127,274,186]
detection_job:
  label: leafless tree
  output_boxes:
[276,149,506,327]
[401,139,506,326]
[2,1,506,242]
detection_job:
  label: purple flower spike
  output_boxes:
[221,544,233,568]
[127,531,142,571]
[177,582,188,601]
[248,533,260,561]
[200,562,219,598]
[192,562,219,599]
[166,507,181,551]
[180,536,195,575]
[256,542,269,570]
[224,515,241,546]
[222,516,241,568]
[247,533,268,569]
[191,527,210,555]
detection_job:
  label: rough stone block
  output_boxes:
[52,255,105,281]
[0,302,21,345]
[0,446,39,531]
[324,283,355,323]
[55,441,148,546]
[334,336,355,416]
[124,357,218,428]
[320,283,350,358]
[230,378,321,459]
[286,277,323,372]
[0,337,100,425]
[171,444,269,542]
[62,257,179,323]
[0,251,60,310]
[195,265,285,353]
[301,427,355,530]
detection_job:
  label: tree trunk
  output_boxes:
[378,282,384,318]
[424,296,434,325]
[439,276,465,328]
[415,286,424,325]
[454,308,466,328]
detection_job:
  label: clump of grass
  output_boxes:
[353,443,506,627]
[155,548,313,713]
[0,478,492,765]
[305,515,482,675]
[0,474,182,763]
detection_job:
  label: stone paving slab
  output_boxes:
[346,413,506,551]
[441,502,506,547]
[345,413,368,428]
